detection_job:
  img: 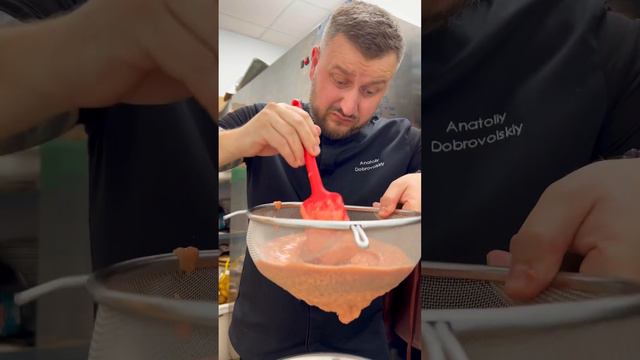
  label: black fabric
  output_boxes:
[81,100,217,270]
[422,0,640,264]
[220,103,421,360]
[0,0,81,20]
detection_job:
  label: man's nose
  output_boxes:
[339,89,359,117]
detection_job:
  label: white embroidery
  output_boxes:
[354,158,385,172]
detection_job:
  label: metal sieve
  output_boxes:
[224,202,420,324]
[420,261,640,360]
[224,202,421,263]
[15,250,218,360]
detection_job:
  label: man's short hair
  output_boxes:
[321,1,404,63]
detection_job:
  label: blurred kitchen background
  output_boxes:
[0,126,93,358]
[217,1,421,358]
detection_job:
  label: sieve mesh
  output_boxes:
[243,203,421,324]
[421,277,512,310]
[89,305,216,360]
[245,203,421,265]
[104,264,215,300]
[420,275,600,310]
[420,262,629,311]
[86,251,217,360]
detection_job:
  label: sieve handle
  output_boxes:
[423,321,470,360]
[422,322,446,360]
[434,322,469,360]
[350,224,369,249]
[14,274,90,306]
[223,210,248,221]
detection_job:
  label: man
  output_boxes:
[0,0,217,269]
[219,2,421,359]
[423,0,640,300]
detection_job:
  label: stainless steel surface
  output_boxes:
[246,202,421,229]
[228,14,421,128]
[420,262,640,360]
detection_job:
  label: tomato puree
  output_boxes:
[254,232,413,324]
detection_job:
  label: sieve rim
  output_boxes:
[421,261,640,333]
[422,294,640,333]
[421,261,640,294]
[86,250,218,327]
[247,202,421,229]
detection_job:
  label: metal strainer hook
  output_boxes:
[350,224,369,249]
[223,209,248,221]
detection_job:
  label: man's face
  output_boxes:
[309,34,398,140]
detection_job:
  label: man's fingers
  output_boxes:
[275,105,320,157]
[401,200,420,212]
[123,71,191,104]
[378,180,405,218]
[506,179,596,300]
[265,126,298,167]
[141,2,217,116]
[270,116,304,167]
[580,243,640,283]
[288,105,321,154]
[163,0,216,52]
[486,250,511,267]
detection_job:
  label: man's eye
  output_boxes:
[363,88,380,97]
[333,76,348,87]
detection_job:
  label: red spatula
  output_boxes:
[291,99,349,221]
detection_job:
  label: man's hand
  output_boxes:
[66,0,217,112]
[374,173,421,218]
[0,0,216,139]
[219,103,321,168]
[487,158,640,300]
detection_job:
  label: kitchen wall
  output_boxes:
[218,0,420,96]
[219,29,286,94]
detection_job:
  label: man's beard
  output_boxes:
[308,80,368,140]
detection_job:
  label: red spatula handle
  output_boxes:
[291,99,325,196]
[304,149,325,195]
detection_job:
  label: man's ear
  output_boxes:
[309,46,320,80]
